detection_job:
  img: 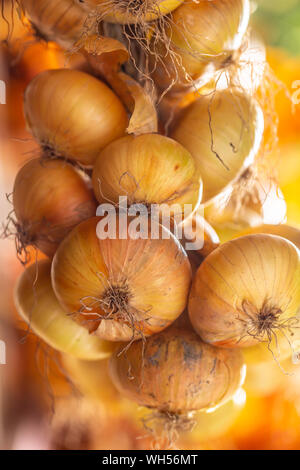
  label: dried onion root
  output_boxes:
[109,325,245,446]
[74,1,184,88]
[78,0,184,24]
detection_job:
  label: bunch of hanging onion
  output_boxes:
[12,158,96,259]
[20,0,87,48]
[51,216,192,342]
[171,89,264,204]
[189,234,300,356]
[24,69,129,167]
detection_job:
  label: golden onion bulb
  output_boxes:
[51,216,192,342]
[189,234,300,351]
[20,0,87,49]
[79,0,184,23]
[171,90,264,204]
[151,0,250,91]
[24,69,128,166]
[109,326,245,414]
[15,260,115,360]
[92,134,202,219]
[12,158,96,259]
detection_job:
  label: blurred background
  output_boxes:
[0,0,300,450]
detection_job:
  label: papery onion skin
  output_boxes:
[21,0,87,49]
[13,158,96,258]
[15,260,115,360]
[92,134,202,217]
[204,170,287,232]
[78,0,184,24]
[24,69,129,166]
[189,234,300,348]
[109,326,245,413]
[151,0,250,92]
[171,90,264,204]
[51,217,192,341]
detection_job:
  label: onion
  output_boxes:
[15,260,115,360]
[151,0,250,92]
[109,326,245,435]
[189,234,300,353]
[236,224,300,250]
[62,355,120,405]
[204,167,287,231]
[24,69,129,166]
[171,89,264,204]
[212,31,266,97]
[51,216,192,342]
[11,158,96,260]
[92,134,202,219]
[20,0,87,49]
[79,0,184,23]
[178,213,220,260]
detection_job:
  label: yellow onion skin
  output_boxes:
[109,326,245,413]
[236,225,300,250]
[15,260,115,360]
[151,0,250,91]
[78,0,184,24]
[21,0,87,49]
[179,213,220,259]
[24,69,128,167]
[51,217,192,341]
[13,159,96,258]
[92,134,202,218]
[62,355,120,405]
[171,90,264,204]
[189,234,300,348]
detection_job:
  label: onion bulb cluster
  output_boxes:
[189,234,300,353]
[11,158,96,259]
[51,216,192,342]
[24,69,129,167]
[5,0,298,446]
